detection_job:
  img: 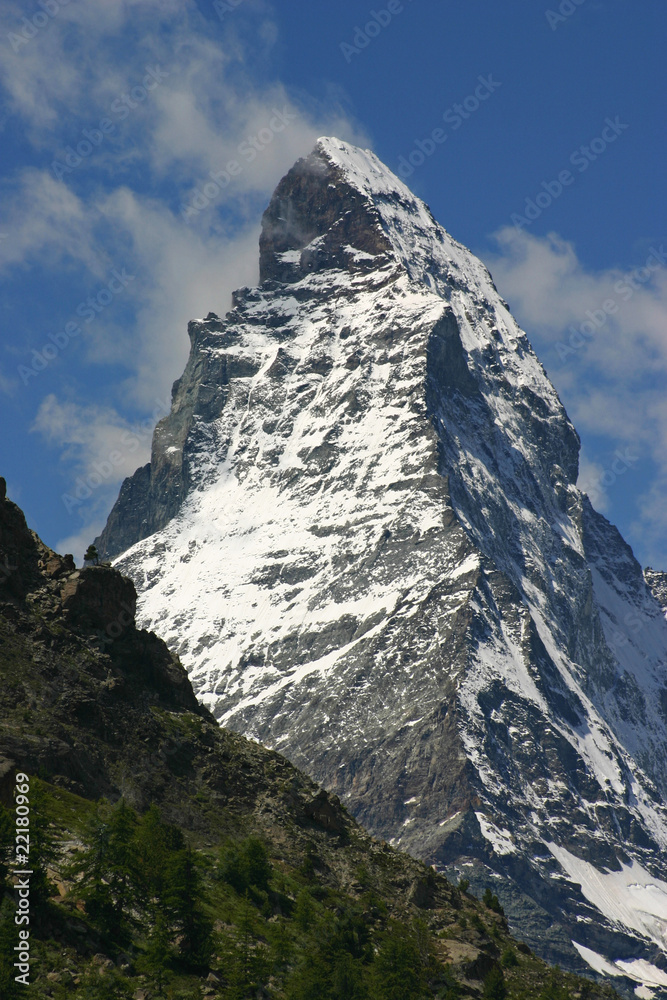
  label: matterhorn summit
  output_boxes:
[97,138,667,993]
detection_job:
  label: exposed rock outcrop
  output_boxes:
[95,139,667,990]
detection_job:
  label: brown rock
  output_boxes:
[60,566,137,632]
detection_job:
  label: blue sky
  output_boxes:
[1,0,665,569]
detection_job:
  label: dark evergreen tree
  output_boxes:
[218,835,272,895]
[285,948,333,1000]
[26,779,58,912]
[501,946,518,967]
[328,907,371,962]
[294,888,316,932]
[222,894,270,1000]
[84,544,99,565]
[268,917,293,973]
[482,964,507,1000]
[134,804,184,912]
[139,911,173,996]
[483,887,504,914]
[370,923,428,1000]
[330,951,367,1000]
[164,846,213,969]
[69,799,139,944]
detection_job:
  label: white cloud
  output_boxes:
[1,0,365,553]
[483,227,667,566]
[0,169,101,275]
[31,392,170,558]
[634,476,667,572]
[55,518,108,565]
[486,228,667,379]
[31,394,157,479]
[576,454,610,513]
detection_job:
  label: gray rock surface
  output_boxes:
[97,139,667,992]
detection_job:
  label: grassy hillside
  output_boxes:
[0,481,619,999]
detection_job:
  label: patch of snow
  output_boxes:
[112,135,667,975]
[475,813,516,855]
[551,844,667,953]
[617,960,667,989]
[449,553,480,579]
[572,943,667,991]
[572,942,624,978]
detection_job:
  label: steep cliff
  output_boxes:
[96,139,667,991]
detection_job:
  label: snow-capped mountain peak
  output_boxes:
[96,139,667,995]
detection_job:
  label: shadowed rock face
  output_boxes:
[0,475,45,599]
[60,567,137,632]
[95,139,667,987]
[0,482,205,797]
[93,147,395,564]
[94,462,152,563]
[259,147,393,283]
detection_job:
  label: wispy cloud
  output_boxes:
[484,227,667,566]
[1,0,365,549]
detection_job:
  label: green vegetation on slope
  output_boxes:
[0,782,620,1000]
[0,486,620,999]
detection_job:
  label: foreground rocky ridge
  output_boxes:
[96,139,667,992]
[0,481,624,999]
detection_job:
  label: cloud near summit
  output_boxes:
[0,0,366,553]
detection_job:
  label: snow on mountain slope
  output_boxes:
[100,138,667,991]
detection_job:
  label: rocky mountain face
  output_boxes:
[646,569,667,618]
[96,139,667,995]
[1,482,623,1000]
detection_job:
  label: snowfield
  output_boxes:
[109,138,667,988]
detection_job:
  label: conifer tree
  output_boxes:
[26,780,58,912]
[140,911,173,996]
[164,846,213,969]
[224,894,262,999]
[218,835,272,895]
[70,799,139,943]
[84,544,99,565]
[370,923,428,1000]
[482,964,507,1000]
[134,804,184,913]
